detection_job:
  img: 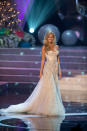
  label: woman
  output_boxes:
[0,32,65,116]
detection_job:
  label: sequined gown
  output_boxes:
[0,46,65,116]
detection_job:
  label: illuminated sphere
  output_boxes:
[38,24,60,43]
[61,30,78,46]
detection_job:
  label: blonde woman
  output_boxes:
[0,32,65,116]
[40,32,62,79]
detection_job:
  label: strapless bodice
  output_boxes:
[45,48,59,63]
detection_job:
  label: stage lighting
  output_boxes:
[29,28,34,33]
[75,31,80,38]
[72,27,84,41]
[77,15,82,20]
[27,0,60,32]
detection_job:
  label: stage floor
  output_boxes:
[0,83,87,131]
[0,113,87,131]
[0,47,87,130]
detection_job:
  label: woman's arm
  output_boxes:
[40,45,45,78]
[55,45,62,78]
[58,56,62,78]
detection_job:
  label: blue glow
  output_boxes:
[68,72,71,75]
[20,52,24,56]
[81,72,85,75]
[66,32,71,35]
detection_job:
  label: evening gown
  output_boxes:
[0,46,65,116]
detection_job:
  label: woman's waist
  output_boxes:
[43,60,58,73]
[46,59,57,63]
[45,60,58,66]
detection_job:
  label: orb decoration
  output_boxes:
[61,30,78,46]
[38,24,60,44]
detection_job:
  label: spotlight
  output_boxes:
[77,15,82,20]
[75,31,80,38]
[72,27,84,41]
[29,28,34,33]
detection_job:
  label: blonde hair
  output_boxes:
[43,32,56,53]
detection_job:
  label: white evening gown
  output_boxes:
[0,46,65,116]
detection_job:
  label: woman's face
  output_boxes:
[47,34,54,44]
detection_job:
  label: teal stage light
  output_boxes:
[29,28,34,33]
[26,0,60,31]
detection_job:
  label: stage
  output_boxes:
[0,47,87,130]
[0,113,87,131]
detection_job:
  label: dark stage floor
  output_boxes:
[0,83,87,131]
[0,113,87,131]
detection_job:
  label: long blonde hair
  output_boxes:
[43,32,56,53]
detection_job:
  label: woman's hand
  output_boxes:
[57,51,62,79]
[59,72,62,79]
[58,68,62,79]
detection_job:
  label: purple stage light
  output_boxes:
[15,0,33,28]
[72,27,84,41]
[77,15,83,20]
[75,31,80,38]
